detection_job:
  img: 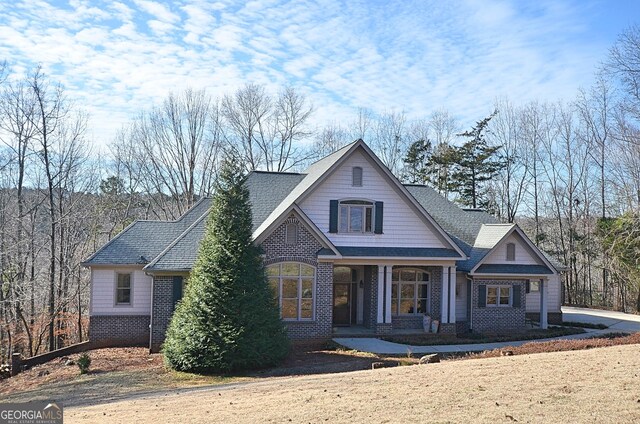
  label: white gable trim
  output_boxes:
[254,139,466,259]
[470,225,558,275]
[254,204,341,257]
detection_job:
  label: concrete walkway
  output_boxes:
[334,307,640,355]
[561,306,640,332]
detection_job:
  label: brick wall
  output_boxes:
[262,214,332,340]
[471,279,526,333]
[150,276,175,352]
[89,315,150,347]
[526,312,563,325]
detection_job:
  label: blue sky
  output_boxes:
[0,0,638,151]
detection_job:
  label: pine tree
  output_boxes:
[403,138,431,184]
[163,157,289,373]
[451,111,503,209]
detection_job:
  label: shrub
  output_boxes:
[77,353,91,374]
[163,158,289,374]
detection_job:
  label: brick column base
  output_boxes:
[439,323,457,334]
[375,323,393,335]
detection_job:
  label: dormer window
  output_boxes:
[506,243,516,261]
[352,167,363,187]
[339,200,373,233]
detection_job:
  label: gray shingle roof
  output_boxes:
[144,213,208,271]
[247,171,306,232]
[475,264,553,275]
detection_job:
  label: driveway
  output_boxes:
[561,306,640,332]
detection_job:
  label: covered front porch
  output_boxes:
[327,261,460,336]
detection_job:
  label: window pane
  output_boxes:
[301,264,314,277]
[418,283,429,298]
[500,287,510,297]
[350,206,363,232]
[487,287,498,305]
[333,266,351,282]
[500,287,511,305]
[530,281,540,292]
[117,289,130,304]
[282,278,298,298]
[401,284,415,298]
[391,283,398,299]
[117,273,131,289]
[392,269,399,281]
[301,279,313,298]
[282,299,298,319]
[417,271,429,282]
[417,299,427,314]
[268,278,279,300]
[400,299,414,314]
[391,299,398,315]
[339,206,348,232]
[281,263,299,276]
[301,299,312,318]
[365,207,372,232]
[400,270,414,281]
[266,265,280,276]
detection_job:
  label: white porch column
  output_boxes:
[448,266,456,324]
[540,279,548,329]
[385,266,393,324]
[441,266,449,324]
[377,265,385,324]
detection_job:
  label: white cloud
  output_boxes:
[132,0,180,23]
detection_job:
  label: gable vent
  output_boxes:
[286,223,298,245]
[352,166,363,187]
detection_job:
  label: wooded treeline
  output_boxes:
[1,26,639,362]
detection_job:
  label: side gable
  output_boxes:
[470,225,559,275]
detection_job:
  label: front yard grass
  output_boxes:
[382,326,584,346]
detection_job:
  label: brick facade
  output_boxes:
[150,276,177,352]
[89,315,149,347]
[262,214,332,340]
[471,279,527,333]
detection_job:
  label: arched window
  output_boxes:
[352,166,363,186]
[391,268,430,315]
[339,200,373,233]
[266,262,315,321]
[506,243,516,261]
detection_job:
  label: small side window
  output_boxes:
[285,223,298,245]
[116,273,132,305]
[352,167,363,187]
[506,243,516,261]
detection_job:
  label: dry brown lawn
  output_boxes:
[67,344,640,424]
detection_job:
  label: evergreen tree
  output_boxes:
[163,157,288,373]
[451,111,503,209]
[427,142,459,199]
[403,138,431,184]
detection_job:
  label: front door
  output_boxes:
[333,283,351,326]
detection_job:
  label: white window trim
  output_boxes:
[338,199,374,234]
[486,285,512,307]
[267,262,316,322]
[114,272,133,307]
[391,268,431,316]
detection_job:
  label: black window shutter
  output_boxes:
[525,280,531,294]
[478,284,486,308]
[172,276,183,308]
[374,201,384,234]
[513,285,521,308]
[329,200,338,233]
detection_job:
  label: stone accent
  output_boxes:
[526,312,563,325]
[89,315,149,347]
[262,214,332,340]
[150,276,182,352]
[471,279,527,333]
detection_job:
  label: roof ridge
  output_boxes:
[249,170,306,175]
[304,140,359,169]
